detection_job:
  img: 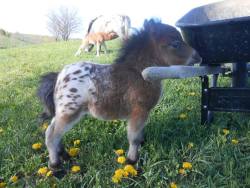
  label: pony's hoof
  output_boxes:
[48,160,62,171]
[59,149,71,161]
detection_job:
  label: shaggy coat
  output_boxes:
[37,19,200,170]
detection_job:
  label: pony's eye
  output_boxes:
[170,41,182,49]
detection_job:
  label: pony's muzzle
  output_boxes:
[187,50,202,65]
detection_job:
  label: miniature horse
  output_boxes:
[37,19,201,170]
[75,31,118,56]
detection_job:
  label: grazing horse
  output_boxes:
[37,19,201,170]
[86,15,131,40]
[75,31,118,56]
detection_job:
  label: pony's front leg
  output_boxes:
[127,107,149,164]
[75,45,84,56]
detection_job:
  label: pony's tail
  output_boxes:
[37,72,58,120]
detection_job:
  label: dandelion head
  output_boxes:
[188,92,196,96]
[117,156,126,164]
[68,148,80,157]
[178,168,186,175]
[32,142,42,150]
[0,182,6,188]
[115,149,124,156]
[188,142,194,149]
[170,182,177,188]
[71,165,81,173]
[73,140,81,146]
[112,175,121,183]
[179,113,188,120]
[124,165,137,176]
[231,139,239,145]
[182,162,192,169]
[46,170,53,177]
[222,128,230,135]
[10,175,18,183]
[41,122,49,131]
[38,167,49,176]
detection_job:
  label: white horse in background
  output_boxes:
[86,15,131,40]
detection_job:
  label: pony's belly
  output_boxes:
[88,103,129,121]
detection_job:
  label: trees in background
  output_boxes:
[47,7,81,41]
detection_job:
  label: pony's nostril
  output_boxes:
[187,50,202,65]
[192,51,202,64]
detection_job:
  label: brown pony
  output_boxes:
[75,31,118,56]
[37,19,201,170]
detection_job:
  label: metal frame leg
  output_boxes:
[232,62,247,87]
[201,76,209,125]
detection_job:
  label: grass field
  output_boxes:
[0,40,250,188]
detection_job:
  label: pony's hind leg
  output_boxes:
[102,42,107,54]
[127,106,149,164]
[45,111,84,170]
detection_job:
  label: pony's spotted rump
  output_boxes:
[37,19,201,170]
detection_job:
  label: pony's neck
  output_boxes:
[114,50,160,72]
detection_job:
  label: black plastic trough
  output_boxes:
[176,0,250,64]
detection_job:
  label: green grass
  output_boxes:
[0,40,250,188]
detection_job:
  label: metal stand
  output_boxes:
[201,76,210,124]
[232,62,248,87]
[201,62,250,125]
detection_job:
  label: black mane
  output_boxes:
[115,19,162,63]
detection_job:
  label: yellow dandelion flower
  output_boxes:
[46,170,53,177]
[32,142,42,150]
[112,175,121,183]
[170,182,177,188]
[41,122,49,131]
[124,165,137,176]
[231,139,239,144]
[182,162,192,169]
[0,182,6,188]
[38,167,49,176]
[115,149,124,156]
[188,142,194,149]
[222,128,230,135]
[71,165,81,173]
[178,168,186,175]
[188,92,196,96]
[73,140,81,146]
[0,128,3,134]
[114,168,129,178]
[117,156,126,164]
[10,175,18,183]
[179,113,188,120]
[68,147,80,157]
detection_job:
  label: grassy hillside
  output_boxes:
[0,31,55,49]
[0,40,249,187]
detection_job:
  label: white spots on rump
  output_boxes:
[54,61,97,114]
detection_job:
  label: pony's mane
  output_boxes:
[115,19,162,64]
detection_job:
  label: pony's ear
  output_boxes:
[143,18,162,34]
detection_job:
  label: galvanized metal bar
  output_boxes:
[142,66,223,81]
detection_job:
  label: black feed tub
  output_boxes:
[176,0,250,124]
